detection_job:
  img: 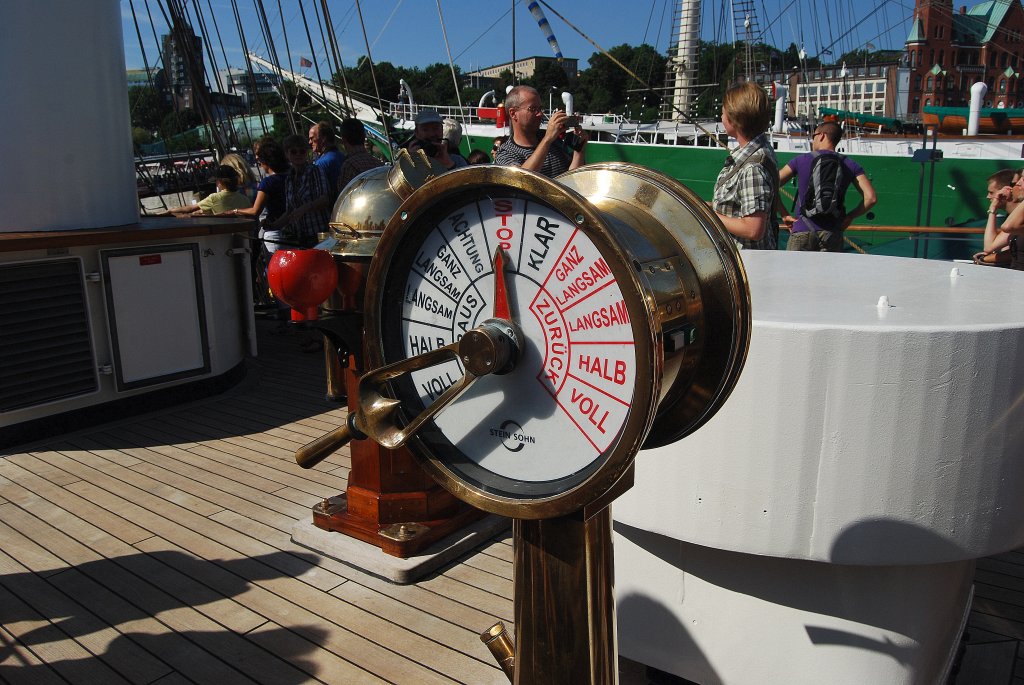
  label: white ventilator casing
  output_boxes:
[615,251,1024,684]
[0,0,137,232]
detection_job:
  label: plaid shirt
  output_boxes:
[337,151,384,192]
[712,133,778,250]
[284,163,331,247]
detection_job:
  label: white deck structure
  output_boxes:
[615,251,1024,684]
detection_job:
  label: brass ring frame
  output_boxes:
[363,165,662,519]
[558,163,751,446]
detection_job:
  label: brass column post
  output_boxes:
[513,507,617,684]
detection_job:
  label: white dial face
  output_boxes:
[387,195,637,486]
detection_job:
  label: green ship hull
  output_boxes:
[465,135,1006,259]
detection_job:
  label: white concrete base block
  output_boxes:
[290,514,511,584]
[614,522,973,685]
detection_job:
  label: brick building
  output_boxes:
[906,0,1024,113]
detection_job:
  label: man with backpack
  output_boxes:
[777,121,877,252]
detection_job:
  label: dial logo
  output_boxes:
[490,420,537,452]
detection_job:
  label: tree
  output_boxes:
[575,44,666,120]
[131,127,154,147]
[836,48,888,68]
[128,85,169,132]
[159,108,203,144]
[525,60,573,110]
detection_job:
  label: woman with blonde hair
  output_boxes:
[712,81,779,250]
[220,152,258,203]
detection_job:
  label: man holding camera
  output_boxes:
[494,85,587,178]
[405,110,466,171]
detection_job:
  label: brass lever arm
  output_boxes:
[356,341,481,450]
[295,319,521,467]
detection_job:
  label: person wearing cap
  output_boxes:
[165,165,252,216]
[494,85,586,178]
[404,109,466,171]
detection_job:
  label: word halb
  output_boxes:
[408,335,447,356]
[577,353,628,386]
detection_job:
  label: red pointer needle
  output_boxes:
[492,247,511,320]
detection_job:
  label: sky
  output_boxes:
[121,0,915,77]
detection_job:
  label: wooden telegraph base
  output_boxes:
[310,348,486,558]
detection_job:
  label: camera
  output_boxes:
[417,139,438,157]
[563,131,584,152]
[563,115,579,128]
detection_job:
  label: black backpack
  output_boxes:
[802,152,848,224]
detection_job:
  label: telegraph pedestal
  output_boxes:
[268,155,512,581]
[308,358,485,558]
[293,164,751,681]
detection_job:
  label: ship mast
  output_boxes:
[665,0,702,121]
[732,0,761,81]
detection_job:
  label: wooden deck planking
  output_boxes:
[3,318,1024,684]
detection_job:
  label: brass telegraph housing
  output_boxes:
[357,163,750,519]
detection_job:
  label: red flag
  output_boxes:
[299,57,312,68]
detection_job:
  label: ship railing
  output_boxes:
[387,102,483,124]
[798,223,985,259]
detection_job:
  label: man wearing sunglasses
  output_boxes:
[494,85,587,178]
[776,121,876,252]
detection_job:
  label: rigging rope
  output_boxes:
[203,0,261,143]
[534,0,728,149]
[127,0,178,211]
[354,0,395,150]
[320,0,355,114]
[296,0,331,109]
[311,0,336,104]
[229,0,275,138]
[253,0,298,134]
[436,0,466,120]
[188,0,240,150]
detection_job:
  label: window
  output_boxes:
[915,74,922,89]
[926,76,933,90]
[1000,78,1007,93]
[925,98,931,107]
[831,84,840,96]
[853,83,862,94]
[912,96,920,113]
[808,85,818,96]
[876,81,886,94]
[865,82,874,94]
[939,50,944,66]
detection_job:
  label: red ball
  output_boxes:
[267,249,338,321]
